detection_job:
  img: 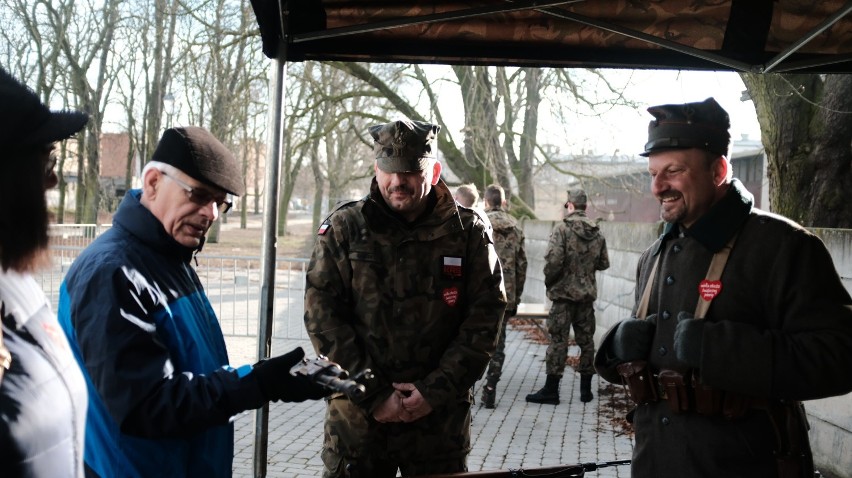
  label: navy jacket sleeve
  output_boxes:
[66,257,266,439]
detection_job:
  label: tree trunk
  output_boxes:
[741,73,852,227]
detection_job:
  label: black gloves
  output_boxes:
[673,312,704,368]
[252,347,330,402]
[611,315,657,362]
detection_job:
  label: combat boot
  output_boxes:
[580,374,594,403]
[480,381,497,409]
[525,374,561,405]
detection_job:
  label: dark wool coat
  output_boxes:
[596,179,852,478]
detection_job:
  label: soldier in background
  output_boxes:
[526,189,609,405]
[305,118,506,478]
[453,183,479,208]
[479,184,527,408]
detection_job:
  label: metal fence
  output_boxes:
[40,226,310,339]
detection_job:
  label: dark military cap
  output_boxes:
[641,97,731,157]
[565,188,587,207]
[151,126,245,196]
[0,66,88,149]
[369,119,441,173]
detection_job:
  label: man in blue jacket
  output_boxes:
[59,126,327,478]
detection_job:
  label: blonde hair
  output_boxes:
[454,183,479,207]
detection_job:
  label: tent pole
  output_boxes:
[253,50,287,478]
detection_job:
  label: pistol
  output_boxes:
[289,356,373,400]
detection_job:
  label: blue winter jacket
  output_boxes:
[58,190,265,478]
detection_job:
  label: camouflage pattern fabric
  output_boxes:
[485,209,526,310]
[544,300,596,376]
[320,398,470,477]
[324,2,852,56]
[543,210,608,376]
[304,178,506,477]
[483,208,527,384]
[543,211,609,303]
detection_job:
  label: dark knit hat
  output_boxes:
[565,188,587,207]
[641,97,731,157]
[151,126,245,196]
[369,119,440,173]
[0,67,88,149]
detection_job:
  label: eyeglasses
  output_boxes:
[160,170,233,214]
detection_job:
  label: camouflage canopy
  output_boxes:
[250,0,852,74]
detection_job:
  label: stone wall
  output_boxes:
[521,220,852,478]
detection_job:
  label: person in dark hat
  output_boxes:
[305,118,506,477]
[0,66,89,478]
[57,126,329,478]
[594,98,852,478]
[526,187,609,405]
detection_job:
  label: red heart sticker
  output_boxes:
[443,287,459,307]
[699,280,722,301]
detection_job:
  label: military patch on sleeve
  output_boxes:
[317,223,330,235]
[442,256,463,279]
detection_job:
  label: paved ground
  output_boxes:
[226,323,634,478]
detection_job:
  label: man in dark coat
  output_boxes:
[594,97,852,478]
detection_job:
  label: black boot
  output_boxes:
[526,374,561,405]
[481,380,497,409]
[580,374,594,403]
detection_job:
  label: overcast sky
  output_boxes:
[422,66,760,158]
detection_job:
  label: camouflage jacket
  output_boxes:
[485,208,527,311]
[304,178,506,413]
[544,211,609,302]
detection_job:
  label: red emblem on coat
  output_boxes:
[699,280,722,301]
[443,287,459,306]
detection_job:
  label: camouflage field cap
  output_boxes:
[641,97,731,157]
[565,188,587,207]
[151,126,245,196]
[369,119,441,173]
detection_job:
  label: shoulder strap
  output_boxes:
[636,255,659,319]
[694,233,738,319]
[636,233,738,320]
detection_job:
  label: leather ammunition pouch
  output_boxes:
[658,369,690,414]
[617,363,763,420]
[616,362,816,478]
[616,360,657,405]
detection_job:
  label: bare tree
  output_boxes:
[741,73,852,228]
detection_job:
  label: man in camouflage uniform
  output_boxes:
[304,118,506,478]
[526,189,609,405]
[479,184,527,408]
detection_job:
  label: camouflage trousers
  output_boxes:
[321,396,471,478]
[483,309,515,384]
[544,300,596,376]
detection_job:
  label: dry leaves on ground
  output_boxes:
[508,317,634,437]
